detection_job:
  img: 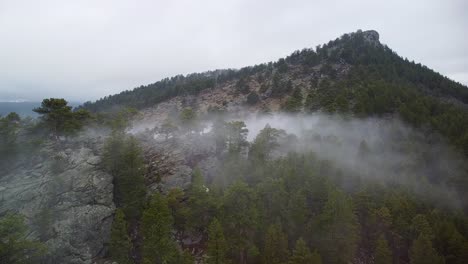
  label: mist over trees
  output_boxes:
[2,30,468,264]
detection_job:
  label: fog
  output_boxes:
[131,111,466,208]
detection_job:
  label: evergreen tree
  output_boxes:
[108,209,132,264]
[221,181,258,264]
[410,234,444,264]
[288,238,322,264]
[314,188,359,264]
[33,98,73,136]
[236,78,250,94]
[33,98,90,135]
[207,218,228,264]
[411,214,433,239]
[176,250,195,264]
[186,168,215,233]
[287,190,309,238]
[103,134,146,222]
[159,118,178,140]
[180,107,196,131]
[249,124,286,162]
[0,213,46,263]
[283,87,303,112]
[374,234,392,264]
[167,188,189,234]
[225,121,249,155]
[246,91,260,105]
[0,112,20,161]
[263,224,289,264]
[119,136,147,220]
[141,193,178,264]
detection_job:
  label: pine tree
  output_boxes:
[176,249,195,264]
[33,98,90,135]
[263,224,289,264]
[283,87,303,112]
[102,135,146,222]
[186,168,215,233]
[288,238,322,264]
[374,234,392,264]
[221,181,258,264]
[119,136,146,221]
[314,187,359,264]
[410,234,444,264]
[141,193,178,264]
[0,213,46,263]
[225,121,249,155]
[108,209,132,264]
[207,218,227,264]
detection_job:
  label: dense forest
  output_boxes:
[2,30,468,264]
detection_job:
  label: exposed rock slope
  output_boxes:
[0,136,114,264]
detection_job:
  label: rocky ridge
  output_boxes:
[0,135,115,264]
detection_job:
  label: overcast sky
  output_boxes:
[0,0,467,102]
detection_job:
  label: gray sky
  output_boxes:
[0,0,467,102]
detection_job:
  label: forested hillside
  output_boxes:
[2,30,468,264]
[82,30,468,156]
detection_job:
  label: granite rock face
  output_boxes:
[362,30,380,45]
[0,138,115,264]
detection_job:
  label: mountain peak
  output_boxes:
[361,29,380,45]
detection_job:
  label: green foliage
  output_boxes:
[176,250,195,264]
[236,78,250,94]
[167,188,190,233]
[270,73,292,97]
[207,218,228,264]
[262,224,289,264]
[313,188,359,264]
[320,63,336,78]
[410,234,444,264]
[159,118,178,140]
[141,193,179,264]
[276,58,288,73]
[374,235,392,264]
[106,107,138,131]
[185,168,216,233]
[180,107,196,124]
[249,124,285,162]
[72,29,468,264]
[282,87,303,112]
[288,238,322,264]
[0,213,46,263]
[225,121,249,155]
[33,98,90,135]
[102,133,146,221]
[412,214,434,239]
[109,209,132,264]
[0,112,21,165]
[246,91,260,105]
[82,73,216,112]
[221,181,258,264]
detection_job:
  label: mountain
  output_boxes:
[83,30,468,155]
[3,30,468,264]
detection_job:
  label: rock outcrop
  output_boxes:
[0,136,115,264]
[362,30,380,45]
